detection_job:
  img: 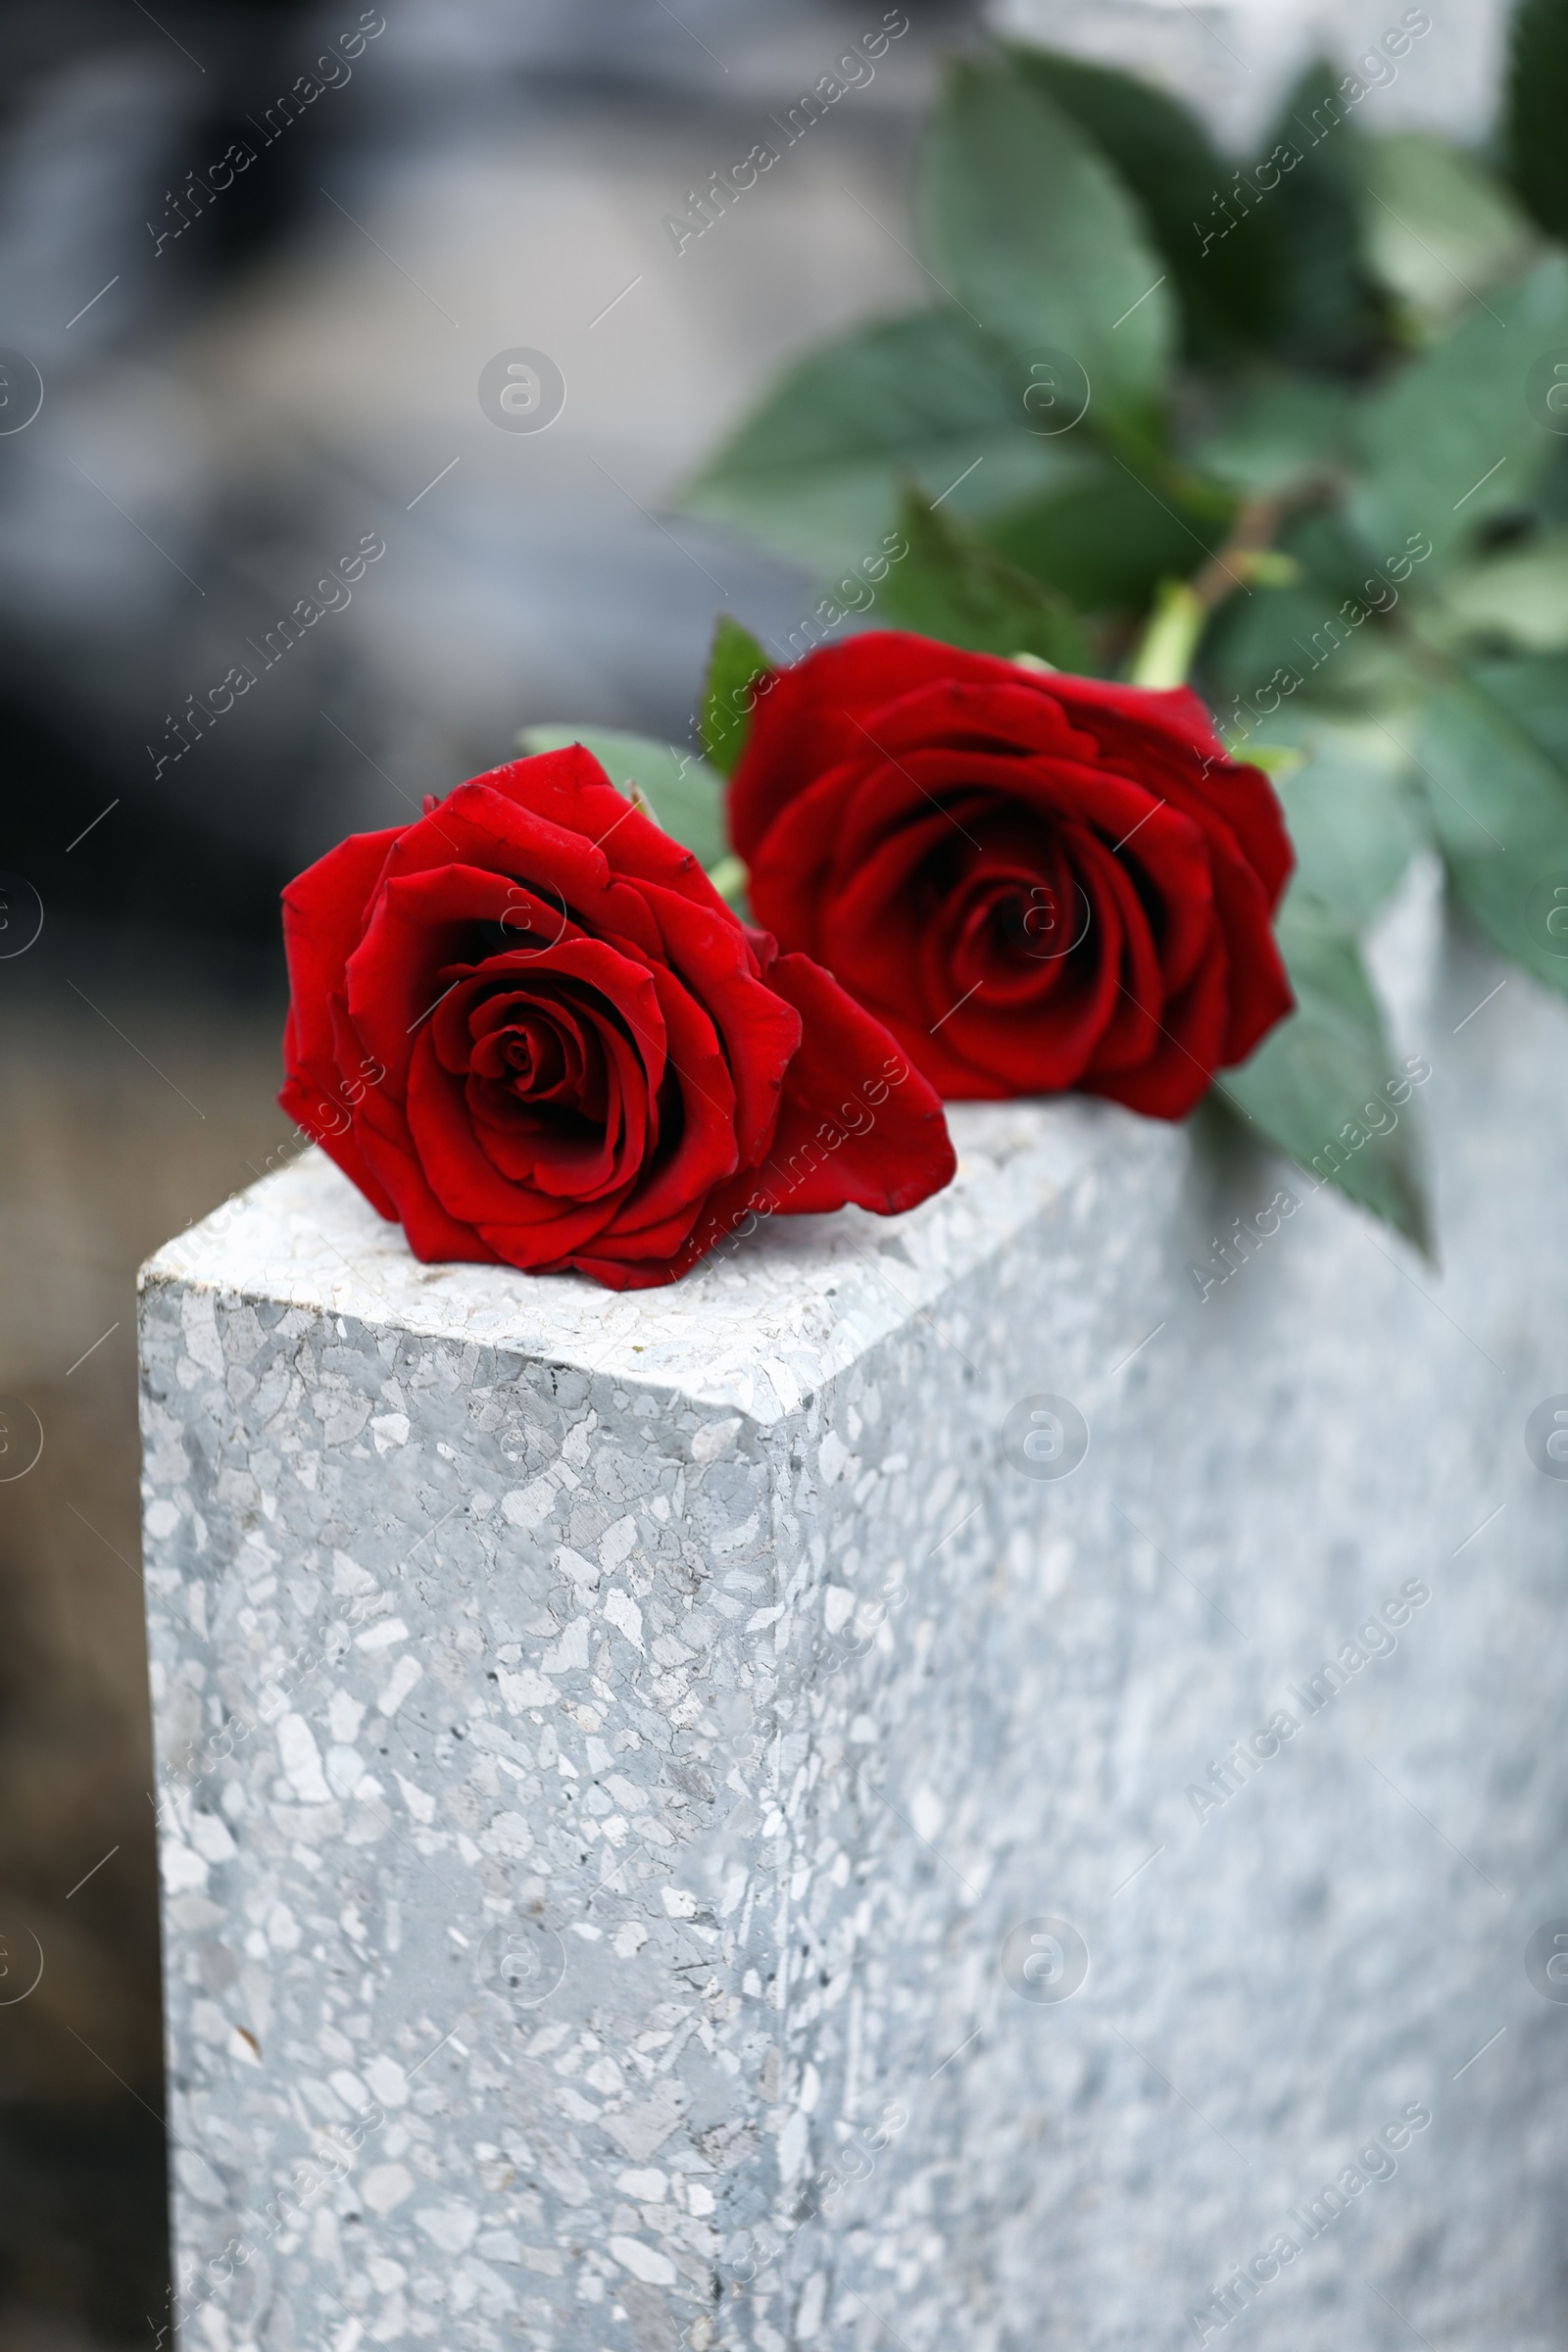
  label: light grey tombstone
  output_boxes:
[138,875,1568,2351]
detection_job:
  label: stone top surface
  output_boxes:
[139,1101,1144,1424]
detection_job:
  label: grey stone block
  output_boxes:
[138,880,1568,2352]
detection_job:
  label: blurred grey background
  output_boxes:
[2,0,963,942]
[0,3,971,2341]
[0,0,1494,2342]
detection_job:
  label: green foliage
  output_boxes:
[699,615,770,780]
[665,14,1568,1249]
[1438,534,1568,649]
[1221,887,1433,1250]
[983,464,1233,616]
[1259,64,1393,372]
[877,484,1093,668]
[518,725,727,871]
[1350,255,1568,565]
[1470,648,1568,765]
[1535,439,1568,524]
[1257,717,1429,924]
[1413,669,1568,993]
[1003,45,1276,358]
[919,59,1174,427]
[681,309,1080,565]
[1195,376,1357,497]
[1506,0,1568,243]
[1200,507,1402,704]
[1364,132,1535,335]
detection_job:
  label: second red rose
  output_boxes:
[729,632,1295,1119]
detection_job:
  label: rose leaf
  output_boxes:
[877,482,1094,671]
[1003,42,1277,362]
[1219,885,1434,1252]
[1247,712,1428,929]
[1364,131,1534,338]
[981,463,1233,616]
[1249,63,1391,375]
[699,615,771,781]
[919,57,1175,427]
[677,308,1080,566]
[1411,667,1568,995]
[1349,253,1568,572]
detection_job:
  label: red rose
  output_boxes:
[278,746,956,1290]
[729,633,1295,1117]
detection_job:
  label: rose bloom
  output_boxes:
[729,633,1295,1117]
[278,746,955,1289]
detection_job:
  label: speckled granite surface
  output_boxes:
[138,888,1568,2352]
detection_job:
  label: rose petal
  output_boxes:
[278,827,404,1212]
[744,954,956,1215]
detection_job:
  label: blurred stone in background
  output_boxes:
[3,0,966,948]
[0,1,971,2337]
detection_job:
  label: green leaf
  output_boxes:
[1536,439,1568,526]
[1200,506,1405,706]
[1411,669,1568,992]
[518,725,727,870]
[1221,886,1432,1250]
[1364,132,1535,337]
[1506,0,1568,243]
[1349,254,1568,568]
[1003,42,1278,358]
[679,308,1082,565]
[919,58,1174,425]
[1192,374,1357,498]
[1470,647,1568,764]
[1201,587,1357,710]
[1254,713,1428,925]
[1435,533,1568,651]
[699,615,769,779]
[876,482,1094,668]
[982,462,1233,615]
[1218,606,1423,723]
[1258,64,1391,373]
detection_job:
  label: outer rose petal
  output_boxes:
[281,825,401,1073]
[354,1090,504,1265]
[635,880,801,1166]
[472,745,739,921]
[755,955,956,1213]
[729,633,1003,857]
[279,827,403,1215]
